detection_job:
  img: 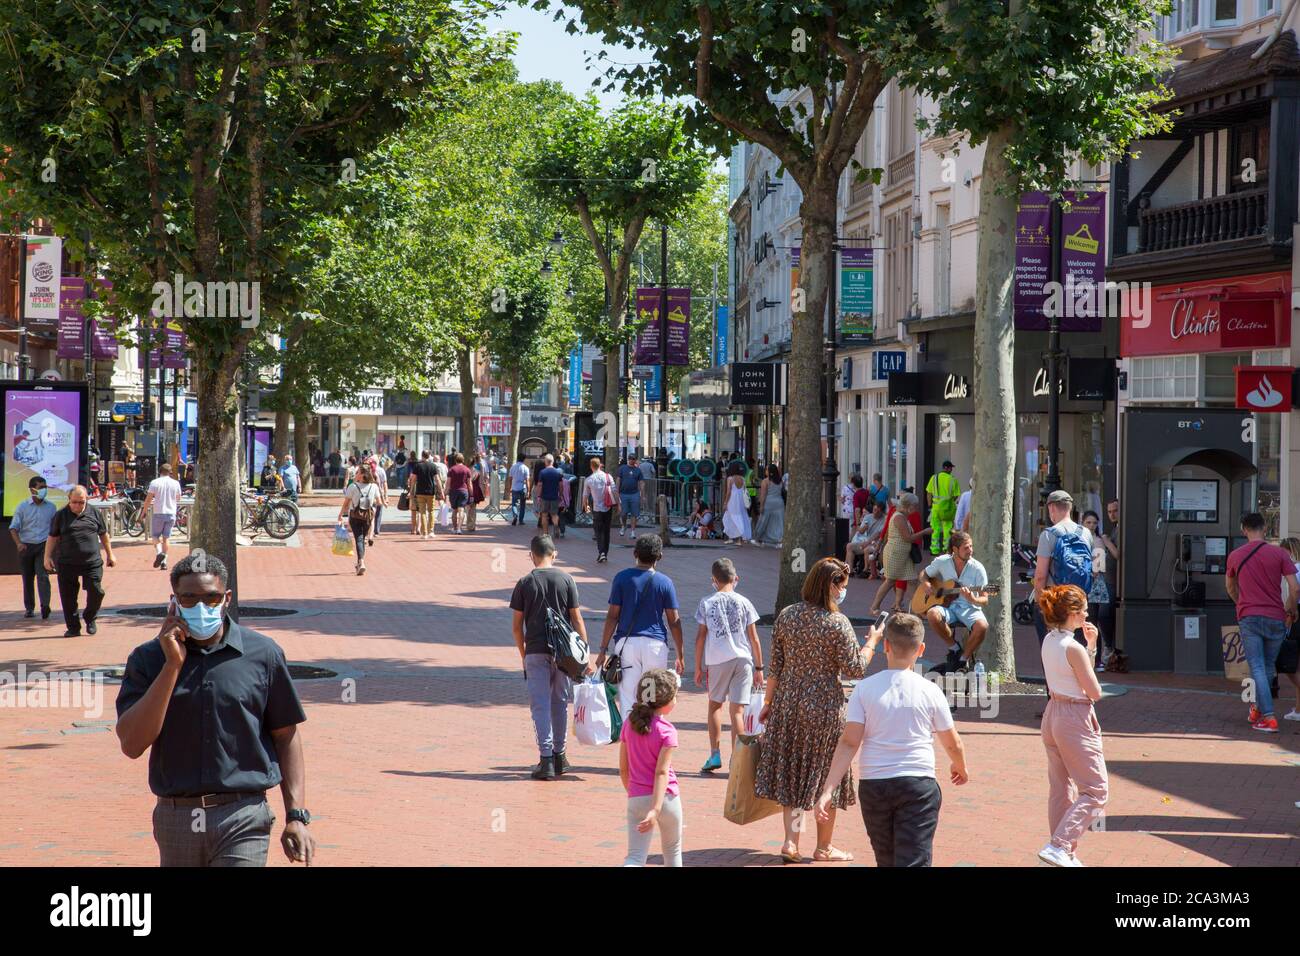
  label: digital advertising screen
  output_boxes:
[3,384,87,518]
[250,427,272,485]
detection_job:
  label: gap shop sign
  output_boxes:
[1120,271,1290,356]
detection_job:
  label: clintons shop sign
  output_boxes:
[1120,271,1290,357]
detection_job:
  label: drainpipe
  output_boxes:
[1251,0,1298,59]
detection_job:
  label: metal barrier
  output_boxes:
[571,475,729,520]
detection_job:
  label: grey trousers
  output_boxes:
[524,653,572,758]
[153,793,274,867]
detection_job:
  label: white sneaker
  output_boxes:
[1283,709,1300,722]
[619,527,624,537]
[1070,853,1085,866]
[1037,843,1077,867]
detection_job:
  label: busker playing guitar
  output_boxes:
[913,531,997,674]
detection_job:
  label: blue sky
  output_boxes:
[485,3,650,109]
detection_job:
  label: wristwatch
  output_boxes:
[286,808,312,825]
[754,666,765,671]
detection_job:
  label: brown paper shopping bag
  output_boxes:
[723,734,782,825]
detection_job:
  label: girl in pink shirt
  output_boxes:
[619,668,682,866]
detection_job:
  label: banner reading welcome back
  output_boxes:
[1014,190,1106,332]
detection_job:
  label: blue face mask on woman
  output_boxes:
[179,601,226,639]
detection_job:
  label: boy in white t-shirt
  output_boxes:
[692,558,764,773]
[815,613,969,866]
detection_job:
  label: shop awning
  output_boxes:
[1144,446,1257,483]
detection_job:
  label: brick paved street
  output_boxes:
[2,505,1297,867]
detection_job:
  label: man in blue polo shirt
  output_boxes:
[594,534,684,717]
[9,476,56,619]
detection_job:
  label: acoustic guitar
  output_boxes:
[911,581,1001,616]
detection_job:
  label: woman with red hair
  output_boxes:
[1036,584,1107,867]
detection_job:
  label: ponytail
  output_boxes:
[625,668,678,735]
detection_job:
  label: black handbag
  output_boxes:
[397,491,410,512]
[603,569,651,686]
[546,606,588,680]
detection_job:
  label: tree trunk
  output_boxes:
[272,408,291,460]
[972,122,1019,679]
[191,357,244,610]
[458,346,476,461]
[775,186,836,614]
[508,369,522,465]
[293,413,311,493]
[602,344,620,468]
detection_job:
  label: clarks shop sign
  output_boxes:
[1120,271,1290,357]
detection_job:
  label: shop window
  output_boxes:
[1129,355,1198,401]
[1203,352,1251,403]
[1254,412,1281,537]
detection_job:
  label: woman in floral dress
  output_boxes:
[755,557,877,863]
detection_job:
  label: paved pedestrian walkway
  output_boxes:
[1,511,1295,866]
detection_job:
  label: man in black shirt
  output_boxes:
[510,535,591,780]
[44,485,115,637]
[407,449,441,538]
[116,552,315,866]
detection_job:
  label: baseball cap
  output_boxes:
[1046,490,1073,505]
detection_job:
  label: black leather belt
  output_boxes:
[157,790,265,809]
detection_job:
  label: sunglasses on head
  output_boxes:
[175,594,225,608]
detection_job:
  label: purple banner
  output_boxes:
[137,315,187,370]
[634,287,690,366]
[1014,190,1106,332]
[57,278,119,359]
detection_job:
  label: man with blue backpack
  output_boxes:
[1032,490,1095,681]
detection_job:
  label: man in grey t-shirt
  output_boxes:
[1032,489,1094,642]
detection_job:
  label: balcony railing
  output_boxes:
[1137,188,1267,253]
[887,153,914,188]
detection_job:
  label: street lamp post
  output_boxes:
[16,231,30,381]
[824,240,840,554]
[83,231,96,433]
[1044,199,1064,506]
[656,221,669,479]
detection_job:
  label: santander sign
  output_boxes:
[1235,366,1293,413]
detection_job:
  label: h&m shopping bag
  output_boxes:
[740,693,766,736]
[573,678,613,747]
[723,734,782,825]
[331,525,355,557]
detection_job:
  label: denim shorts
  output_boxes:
[620,494,640,515]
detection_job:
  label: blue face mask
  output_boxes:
[35,488,48,501]
[178,601,226,639]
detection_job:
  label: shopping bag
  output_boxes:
[606,681,622,744]
[397,491,410,512]
[437,502,452,527]
[1221,625,1250,683]
[573,678,613,747]
[331,525,355,557]
[740,692,765,736]
[723,734,782,825]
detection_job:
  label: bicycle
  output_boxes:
[240,490,299,540]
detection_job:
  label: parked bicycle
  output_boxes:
[240,489,299,540]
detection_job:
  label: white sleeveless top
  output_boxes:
[1041,628,1088,700]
